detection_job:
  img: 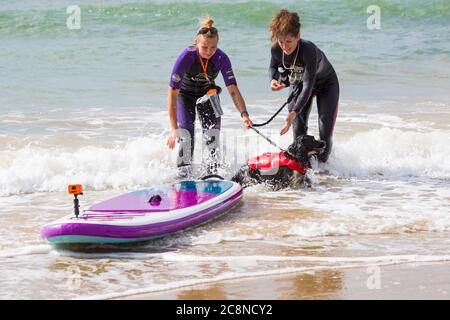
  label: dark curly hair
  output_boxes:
[269,9,301,43]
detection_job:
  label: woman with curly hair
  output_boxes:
[269,9,339,162]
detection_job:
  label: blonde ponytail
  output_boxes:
[195,15,219,43]
[201,16,214,29]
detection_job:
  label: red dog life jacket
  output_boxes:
[247,152,307,175]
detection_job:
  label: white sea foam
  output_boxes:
[191,231,264,245]
[2,125,449,196]
[328,127,450,179]
[0,136,175,196]
[158,252,450,264]
[0,244,53,258]
[338,113,432,131]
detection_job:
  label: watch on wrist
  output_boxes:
[240,110,249,118]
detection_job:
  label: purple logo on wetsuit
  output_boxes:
[226,69,235,81]
[172,73,181,83]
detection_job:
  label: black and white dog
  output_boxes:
[231,135,326,189]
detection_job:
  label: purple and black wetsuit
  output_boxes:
[170,46,237,168]
[270,39,339,162]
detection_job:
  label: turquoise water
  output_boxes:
[1,0,449,113]
[1,1,450,299]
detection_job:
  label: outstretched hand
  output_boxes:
[166,129,181,150]
[280,111,297,135]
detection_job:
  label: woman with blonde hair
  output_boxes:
[167,17,252,176]
[269,9,339,162]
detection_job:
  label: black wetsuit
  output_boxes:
[269,39,339,162]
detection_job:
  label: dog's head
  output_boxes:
[286,135,326,167]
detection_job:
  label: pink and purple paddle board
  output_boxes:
[41,180,243,244]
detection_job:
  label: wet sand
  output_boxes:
[118,262,450,300]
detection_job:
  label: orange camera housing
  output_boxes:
[68,184,83,195]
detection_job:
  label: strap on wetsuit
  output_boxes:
[199,55,210,84]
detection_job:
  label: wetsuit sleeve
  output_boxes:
[218,52,237,87]
[169,48,194,89]
[269,46,280,81]
[289,44,318,113]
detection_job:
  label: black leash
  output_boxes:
[247,86,300,157]
[252,86,299,128]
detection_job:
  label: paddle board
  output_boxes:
[41,180,242,244]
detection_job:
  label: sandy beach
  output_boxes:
[119,262,450,300]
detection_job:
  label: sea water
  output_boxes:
[1,0,449,299]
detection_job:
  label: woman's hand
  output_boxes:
[166,128,181,150]
[270,79,286,91]
[280,111,297,135]
[227,85,253,129]
[242,114,253,129]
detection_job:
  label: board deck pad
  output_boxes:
[88,180,233,213]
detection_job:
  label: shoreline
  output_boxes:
[115,262,450,300]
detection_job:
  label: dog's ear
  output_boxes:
[294,135,305,146]
[287,136,303,159]
[301,135,317,149]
